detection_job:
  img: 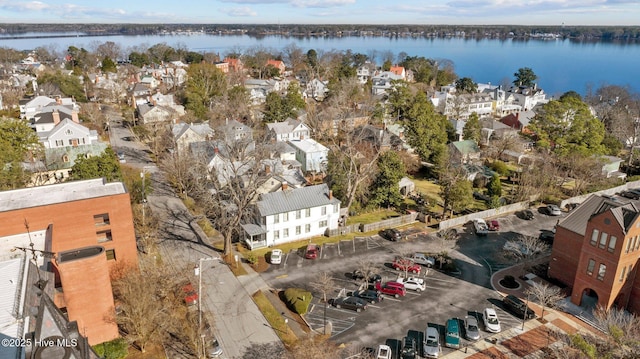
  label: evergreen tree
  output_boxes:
[184,62,226,118]
[463,113,482,144]
[404,92,449,167]
[70,147,122,182]
[369,151,405,208]
[487,174,502,197]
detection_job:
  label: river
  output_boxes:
[2,32,639,96]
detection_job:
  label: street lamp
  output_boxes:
[195,257,216,357]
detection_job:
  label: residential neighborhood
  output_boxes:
[0,39,639,359]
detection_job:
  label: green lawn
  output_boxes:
[346,208,399,225]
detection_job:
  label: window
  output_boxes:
[94,213,110,226]
[587,259,595,275]
[305,224,311,233]
[296,210,301,219]
[620,266,627,282]
[597,264,606,281]
[55,140,64,146]
[62,155,69,163]
[319,220,327,227]
[97,230,113,243]
[321,206,327,215]
[296,226,301,235]
[274,230,280,240]
[636,236,640,251]
[599,232,608,249]
[283,212,289,222]
[333,204,339,213]
[608,236,617,253]
[283,228,289,238]
[274,214,279,224]
[590,229,599,246]
[106,249,116,261]
[627,237,633,253]
[65,129,73,135]
[305,208,311,217]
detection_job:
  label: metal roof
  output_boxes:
[257,184,340,216]
[0,257,26,354]
[559,194,640,235]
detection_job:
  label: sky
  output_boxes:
[0,0,639,26]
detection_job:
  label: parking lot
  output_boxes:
[260,208,561,357]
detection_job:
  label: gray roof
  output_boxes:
[559,194,640,236]
[257,184,340,216]
[0,178,126,212]
[266,118,302,135]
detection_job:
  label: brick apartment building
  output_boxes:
[0,178,138,345]
[548,194,640,314]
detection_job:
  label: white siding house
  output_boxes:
[242,184,340,249]
[287,139,328,173]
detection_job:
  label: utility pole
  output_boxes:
[196,257,216,358]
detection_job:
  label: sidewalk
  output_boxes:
[237,261,310,340]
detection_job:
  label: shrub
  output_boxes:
[570,334,596,359]
[283,288,312,315]
[490,160,510,176]
[92,338,128,359]
[246,252,258,265]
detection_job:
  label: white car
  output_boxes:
[396,277,426,292]
[270,249,283,264]
[483,308,502,333]
[472,218,488,236]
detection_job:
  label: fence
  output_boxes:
[559,179,640,209]
[437,201,533,230]
[326,223,362,237]
[360,212,419,233]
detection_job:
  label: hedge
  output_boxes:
[92,338,128,359]
[283,288,312,315]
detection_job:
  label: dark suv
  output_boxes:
[380,228,401,241]
[352,289,384,304]
[401,336,417,359]
[503,294,535,319]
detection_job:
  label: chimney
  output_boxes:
[55,96,62,105]
[282,181,288,191]
[52,109,60,125]
[71,110,79,123]
[329,190,333,200]
[213,147,219,154]
[265,165,271,174]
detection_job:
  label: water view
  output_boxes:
[2,33,639,96]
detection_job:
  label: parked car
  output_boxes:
[208,337,223,357]
[483,308,502,333]
[488,219,500,231]
[330,296,368,312]
[304,244,319,259]
[423,326,441,358]
[539,230,555,244]
[621,189,640,199]
[464,316,480,341]
[472,218,489,236]
[411,253,435,267]
[445,318,461,349]
[270,249,283,264]
[352,270,382,283]
[376,344,392,359]
[117,151,126,163]
[380,228,402,241]
[352,289,384,303]
[519,209,535,220]
[392,258,421,274]
[545,204,562,216]
[396,276,426,292]
[375,280,406,298]
[401,336,417,359]
[503,294,536,319]
[182,283,198,306]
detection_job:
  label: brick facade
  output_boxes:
[548,195,640,314]
[0,179,138,345]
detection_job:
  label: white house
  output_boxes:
[287,138,329,173]
[241,184,341,249]
[172,122,214,154]
[40,118,99,149]
[266,118,311,142]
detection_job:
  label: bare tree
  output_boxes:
[503,234,549,276]
[196,138,270,256]
[355,257,381,287]
[594,306,640,349]
[287,336,342,359]
[525,281,564,321]
[310,271,336,335]
[241,342,288,359]
[483,134,524,160]
[160,151,203,199]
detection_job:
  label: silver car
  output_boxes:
[423,326,440,358]
[464,316,480,341]
[545,204,562,216]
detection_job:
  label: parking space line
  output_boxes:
[406,292,421,296]
[368,304,382,309]
[382,297,402,302]
[337,241,341,256]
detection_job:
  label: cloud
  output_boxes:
[220,6,258,16]
[220,0,355,8]
[0,1,50,12]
